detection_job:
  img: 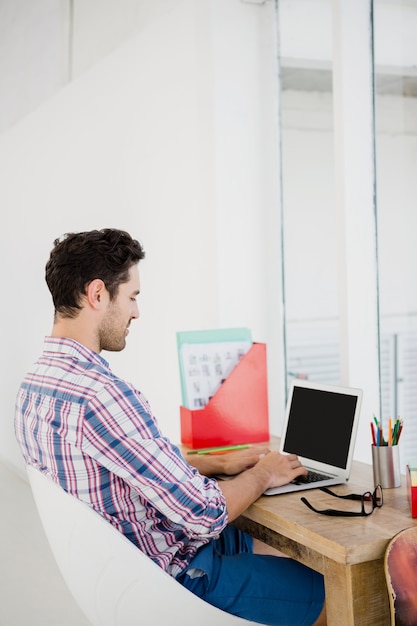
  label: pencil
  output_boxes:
[187,444,250,455]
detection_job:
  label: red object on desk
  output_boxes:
[180,342,270,449]
[406,464,417,518]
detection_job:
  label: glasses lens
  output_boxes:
[362,492,374,515]
[374,484,383,507]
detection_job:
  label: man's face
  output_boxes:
[98,265,140,352]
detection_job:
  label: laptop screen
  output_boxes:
[281,384,359,470]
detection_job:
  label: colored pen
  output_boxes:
[370,421,376,446]
[392,419,399,444]
[187,444,250,455]
[395,419,403,445]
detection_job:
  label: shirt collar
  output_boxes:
[43,336,110,370]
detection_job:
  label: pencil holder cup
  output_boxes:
[372,445,401,488]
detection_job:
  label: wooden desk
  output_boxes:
[232,457,416,626]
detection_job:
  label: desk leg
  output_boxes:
[324,558,390,626]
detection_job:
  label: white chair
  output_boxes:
[27,465,255,626]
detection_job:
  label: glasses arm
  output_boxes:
[301,496,368,517]
[319,487,363,501]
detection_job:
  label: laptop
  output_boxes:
[264,378,362,496]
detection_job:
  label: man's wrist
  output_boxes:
[187,453,224,476]
[244,462,271,491]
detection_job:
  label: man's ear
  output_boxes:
[86,279,107,309]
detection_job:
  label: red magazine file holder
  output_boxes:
[180,342,270,449]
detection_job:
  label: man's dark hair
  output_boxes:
[45,228,145,318]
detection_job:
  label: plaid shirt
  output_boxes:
[15,337,228,577]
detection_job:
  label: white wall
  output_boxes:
[0,0,72,134]
[2,0,417,476]
[0,0,283,474]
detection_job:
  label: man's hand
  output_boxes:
[187,444,308,522]
[254,450,308,490]
[187,445,271,477]
[217,450,308,521]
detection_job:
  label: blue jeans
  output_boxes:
[177,526,324,626]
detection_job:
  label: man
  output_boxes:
[15,229,326,625]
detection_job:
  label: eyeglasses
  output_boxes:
[301,485,383,517]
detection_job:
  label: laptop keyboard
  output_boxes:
[291,470,331,485]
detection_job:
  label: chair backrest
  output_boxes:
[384,526,417,626]
[27,465,253,626]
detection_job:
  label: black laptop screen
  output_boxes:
[282,386,358,469]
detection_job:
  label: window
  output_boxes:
[278,0,339,390]
[374,0,417,467]
[277,0,417,467]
